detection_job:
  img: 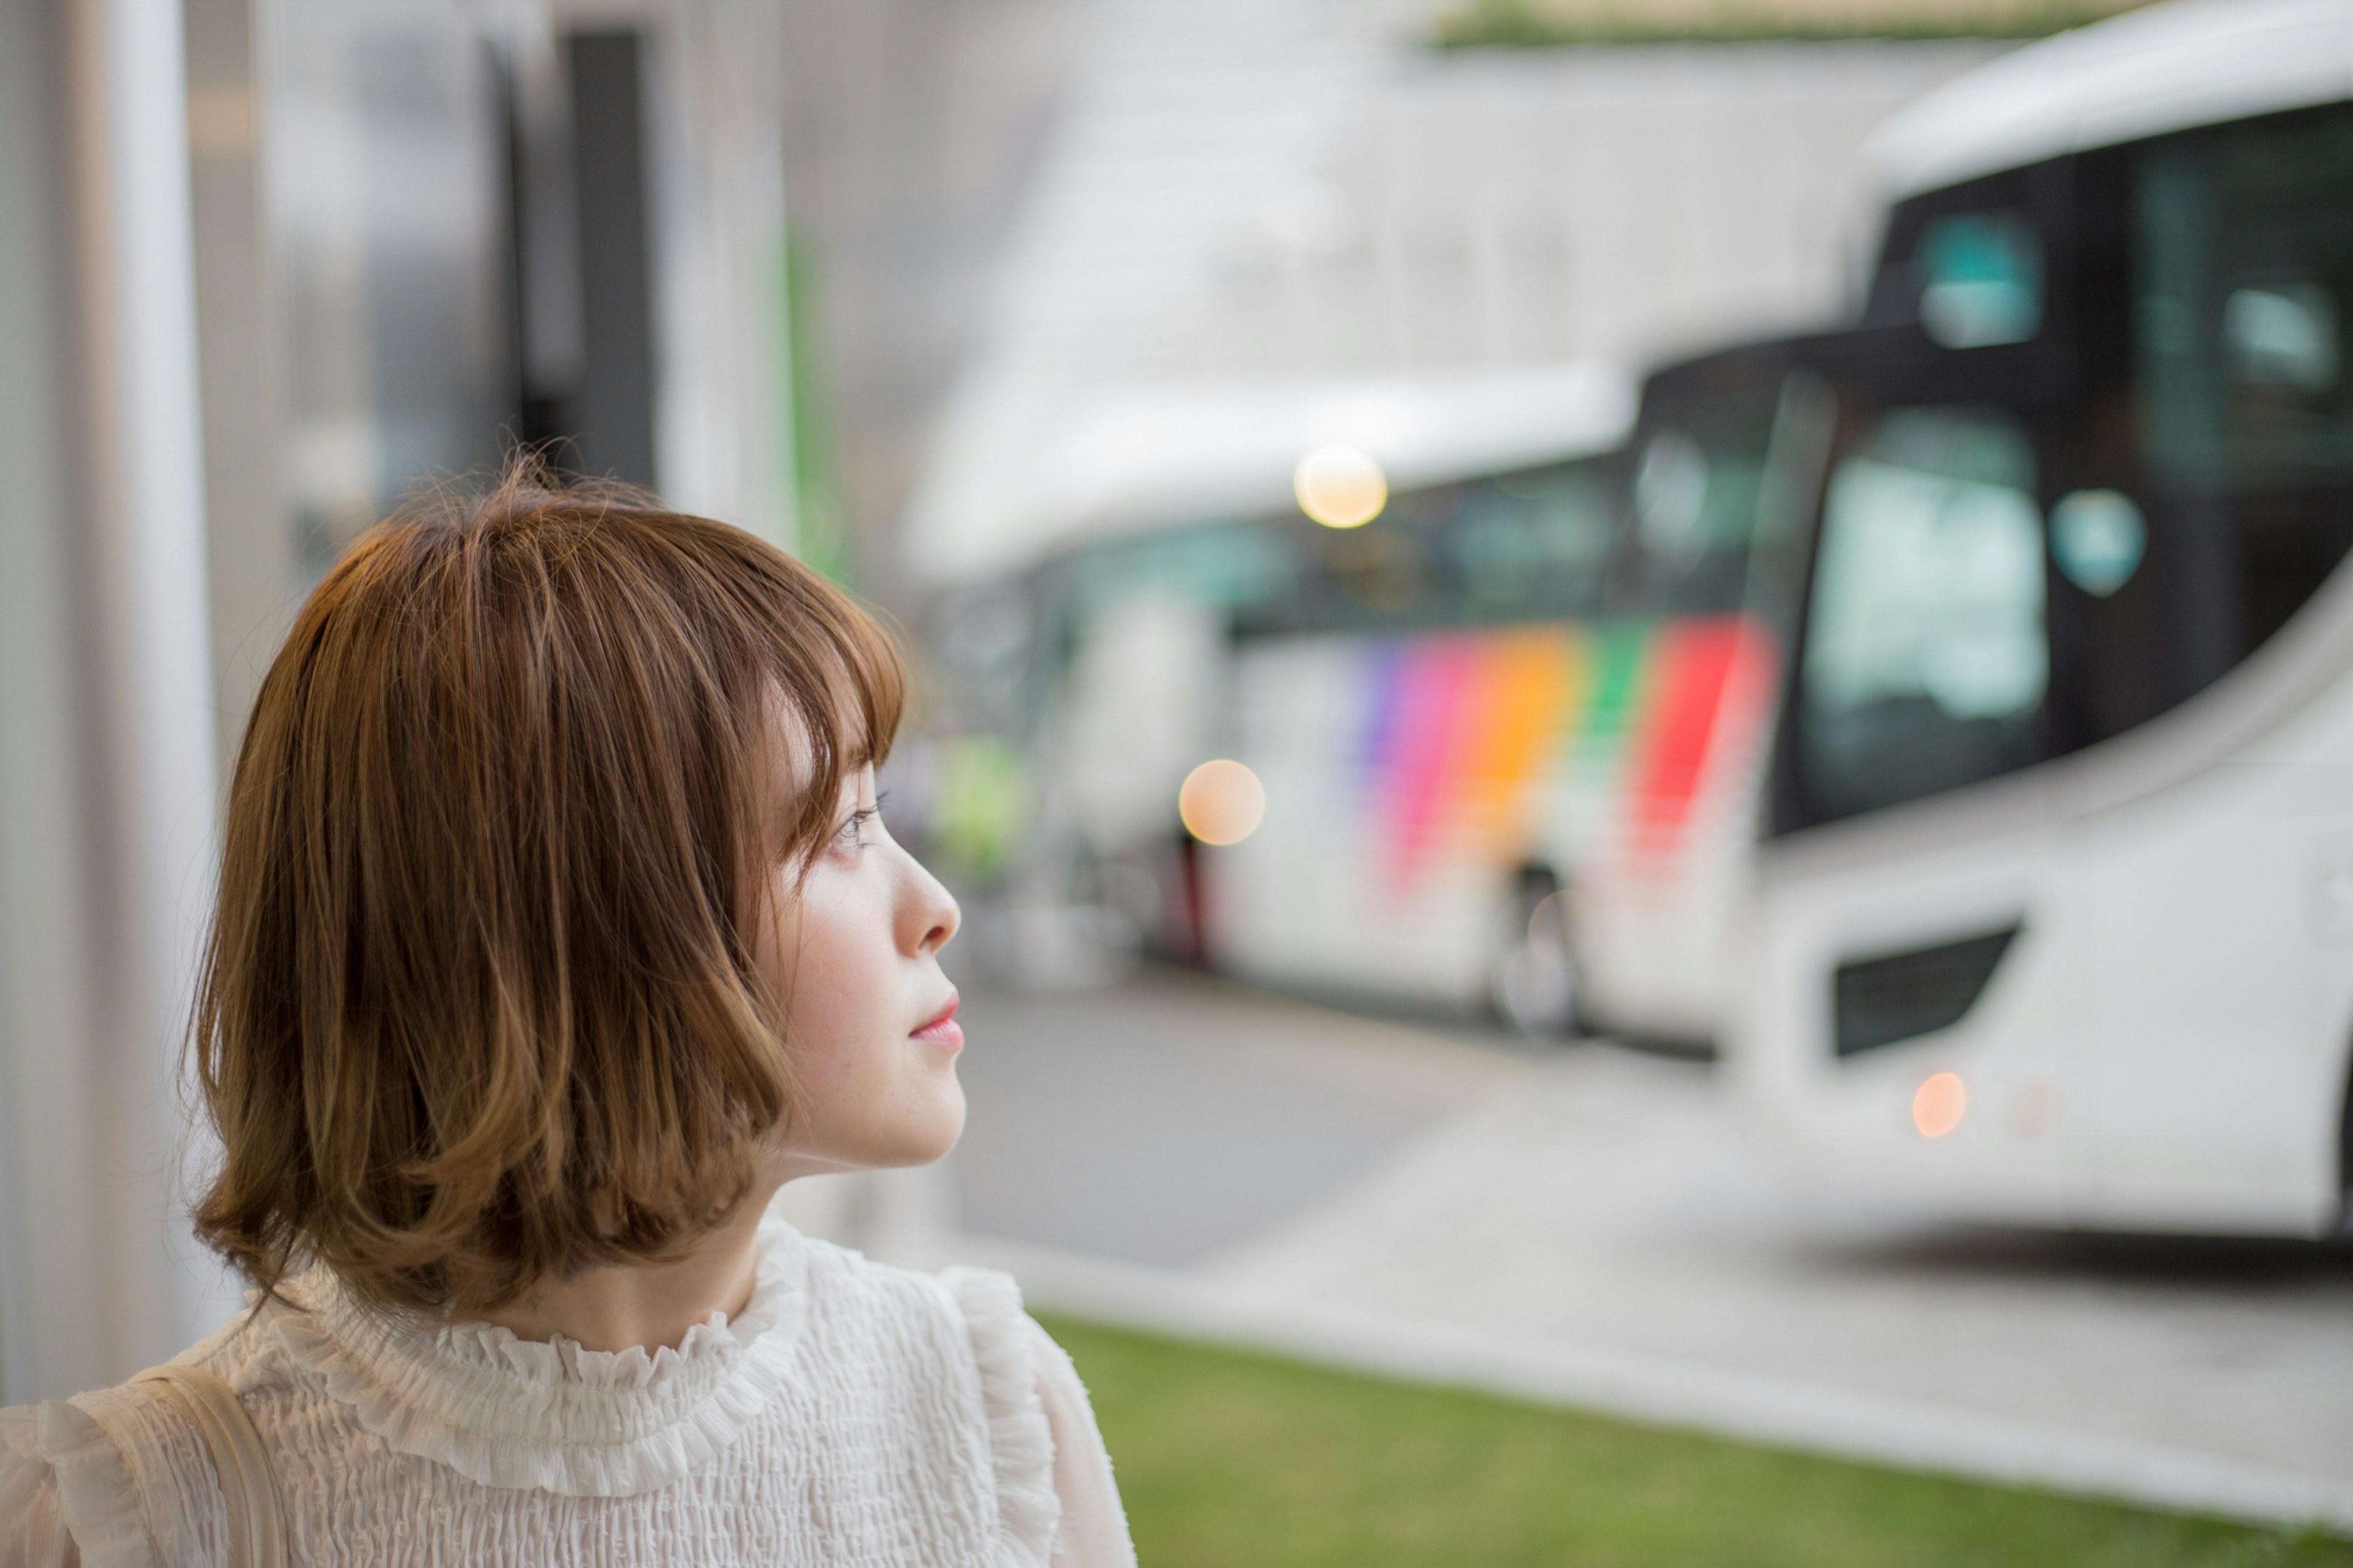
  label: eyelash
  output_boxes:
[834,793,887,849]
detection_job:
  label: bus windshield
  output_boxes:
[1798,403,2047,823]
[1779,100,2353,835]
[1610,349,1801,621]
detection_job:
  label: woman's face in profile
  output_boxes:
[756,754,968,1177]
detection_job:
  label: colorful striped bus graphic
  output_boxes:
[1335,615,1777,888]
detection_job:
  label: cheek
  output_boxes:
[774,878,893,1042]
[768,869,966,1167]
[784,995,967,1167]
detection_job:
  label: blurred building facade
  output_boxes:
[773,0,1094,598]
[907,0,2014,581]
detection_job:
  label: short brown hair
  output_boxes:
[191,469,903,1316]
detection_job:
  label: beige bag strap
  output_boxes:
[131,1364,289,1568]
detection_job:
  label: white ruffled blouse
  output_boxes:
[0,1217,1132,1567]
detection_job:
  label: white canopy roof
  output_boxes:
[1871,0,2353,199]
[922,364,1635,577]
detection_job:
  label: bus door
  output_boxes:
[1567,341,1828,1043]
[1746,325,2083,1222]
[2052,105,2353,1230]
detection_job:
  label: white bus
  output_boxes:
[1205,346,1802,1040]
[936,295,1887,1050]
[1733,0,2353,1237]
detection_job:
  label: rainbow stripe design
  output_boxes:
[1351,615,1776,888]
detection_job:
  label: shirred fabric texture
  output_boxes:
[0,1216,1127,1568]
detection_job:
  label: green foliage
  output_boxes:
[1431,0,2138,48]
[927,734,1031,879]
[1044,1314,2352,1567]
[782,232,852,585]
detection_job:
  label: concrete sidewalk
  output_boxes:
[915,971,2353,1532]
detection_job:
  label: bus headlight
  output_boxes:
[1912,1071,1967,1138]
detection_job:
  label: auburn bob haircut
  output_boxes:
[191,468,904,1316]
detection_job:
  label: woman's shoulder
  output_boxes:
[782,1229,1064,1562]
[788,1227,1044,1388]
[930,1263,1064,1563]
[0,1324,270,1568]
[2,1395,160,1568]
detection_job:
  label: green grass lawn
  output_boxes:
[1427,0,2137,48]
[1043,1315,2351,1567]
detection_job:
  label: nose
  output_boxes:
[899,847,960,958]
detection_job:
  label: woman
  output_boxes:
[0,471,1131,1567]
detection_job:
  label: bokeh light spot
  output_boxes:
[1294,445,1387,528]
[1179,759,1266,846]
[1913,1071,1967,1139]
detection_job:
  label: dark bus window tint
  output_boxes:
[1034,522,1298,693]
[1800,406,2045,824]
[1066,521,1300,612]
[2137,102,2353,656]
[1859,164,2042,336]
[1916,211,2042,349]
[1231,455,1620,640]
[1613,361,1787,617]
[1450,464,1615,610]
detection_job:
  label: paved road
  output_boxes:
[945,969,1530,1266]
[928,964,2353,1520]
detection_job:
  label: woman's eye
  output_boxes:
[835,806,878,850]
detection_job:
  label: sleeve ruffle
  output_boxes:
[0,1400,161,1568]
[939,1266,1061,1568]
[1026,1327,1134,1568]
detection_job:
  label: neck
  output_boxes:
[476,1179,782,1354]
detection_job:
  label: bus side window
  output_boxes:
[2136,103,2353,671]
[1798,406,2045,825]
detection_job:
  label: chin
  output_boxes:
[872,1087,967,1169]
[779,1074,967,1173]
[904,1102,968,1166]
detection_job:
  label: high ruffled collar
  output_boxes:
[268,1217,813,1498]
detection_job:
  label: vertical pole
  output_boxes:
[186,0,290,771]
[0,0,227,1401]
[0,0,85,1404]
[566,29,658,487]
[645,0,796,553]
[61,0,234,1385]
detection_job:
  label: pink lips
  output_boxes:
[912,993,963,1050]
